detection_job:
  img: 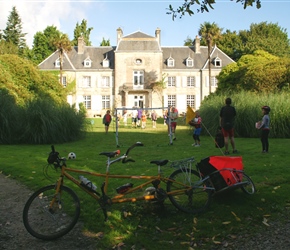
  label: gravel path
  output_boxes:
[0,174,98,250]
[1,173,290,250]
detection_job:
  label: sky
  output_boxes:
[0,0,290,48]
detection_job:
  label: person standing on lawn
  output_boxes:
[169,106,178,140]
[257,106,271,153]
[151,110,157,128]
[191,110,202,147]
[220,98,237,155]
[103,110,112,134]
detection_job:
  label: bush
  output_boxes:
[199,91,290,138]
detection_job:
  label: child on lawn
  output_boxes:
[191,111,202,147]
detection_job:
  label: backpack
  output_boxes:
[215,130,224,148]
[105,114,111,123]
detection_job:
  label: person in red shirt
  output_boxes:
[103,110,112,133]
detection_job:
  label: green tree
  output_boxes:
[53,34,72,85]
[71,19,93,46]
[239,22,290,58]
[198,22,222,93]
[216,30,243,61]
[100,37,110,46]
[167,0,261,20]
[183,36,194,46]
[217,50,290,92]
[30,26,62,64]
[0,40,18,55]
[3,6,27,53]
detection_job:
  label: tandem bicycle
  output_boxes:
[23,142,255,240]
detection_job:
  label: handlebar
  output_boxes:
[122,142,144,163]
[47,142,144,167]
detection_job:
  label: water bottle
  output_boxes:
[79,175,97,192]
[116,183,133,194]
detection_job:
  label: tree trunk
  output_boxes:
[207,39,211,94]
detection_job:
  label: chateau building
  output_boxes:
[38,28,235,117]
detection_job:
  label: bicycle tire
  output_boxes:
[167,168,212,214]
[241,173,256,195]
[23,185,80,240]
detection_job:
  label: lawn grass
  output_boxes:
[1,118,290,249]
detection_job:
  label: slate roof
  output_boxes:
[38,30,234,71]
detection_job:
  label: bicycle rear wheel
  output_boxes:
[241,173,256,194]
[167,168,212,214]
[23,185,80,240]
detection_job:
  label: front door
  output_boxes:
[134,95,144,108]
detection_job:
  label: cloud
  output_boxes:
[0,0,91,48]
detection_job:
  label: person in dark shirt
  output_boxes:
[257,106,271,153]
[219,98,237,155]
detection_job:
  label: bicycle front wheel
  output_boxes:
[23,185,80,240]
[167,168,212,214]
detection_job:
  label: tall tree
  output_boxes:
[216,50,290,92]
[239,22,290,58]
[183,36,194,46]
[198,22,222,94]
[53,34,72,85]
[167,0,261,19]
[100,37,110,46]
[71,19,93,46]
[216,30,243,61]
[31,26,62,64]
[3,6,27,52]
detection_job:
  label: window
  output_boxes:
[102,95,110,109]
[133,71,144,88]
[103,58,109,68]
[167,57,174,67]
[55,58,60,68]
[135,59,142,65]
[82,76,91,88]
[206,76,218,87]
[186,95,195,108]
[187,76,195,87]
[83,96,91,109]
[186,58,194,67]
[168,95,176,107]
[211,76,218,87]
[84,58,92,67]
[61,76,67,87]
[214,57,222,67]
[168,76,176,87]
[102,76,110,87]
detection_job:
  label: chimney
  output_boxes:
[117,27,123,45]
[78,36,85,54]
[194,35,200,54]
[155,27,161,45]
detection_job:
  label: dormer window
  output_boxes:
[55,58,60,68]
[167,56,175,67]
[103,53,110,68]
[135,58,142,65]
[84,57,92,68]
[186,57,194,67]
[214,57,222,67]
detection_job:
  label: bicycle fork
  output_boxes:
[98,182,111,221]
